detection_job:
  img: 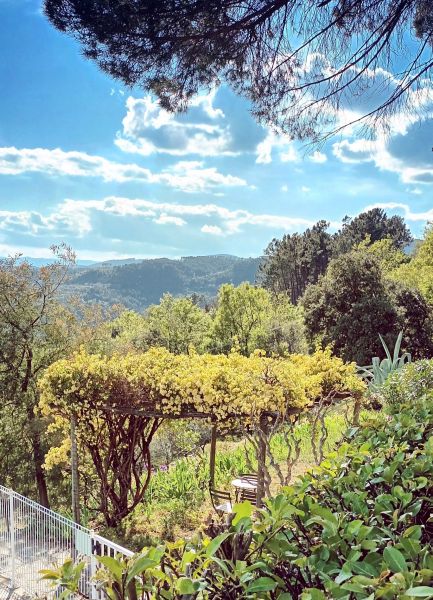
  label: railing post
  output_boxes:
[90,530,98,600]
[9,492,15,589]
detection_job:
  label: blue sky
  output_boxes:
[0,0,432,261]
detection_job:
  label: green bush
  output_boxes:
[382,359,433,407]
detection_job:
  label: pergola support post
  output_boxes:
[209,421,217,488]
[256,414,267,508]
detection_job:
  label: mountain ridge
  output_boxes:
[63,254,262,310]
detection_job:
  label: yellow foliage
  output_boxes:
[39,347,365,429]
[44,435,71,471]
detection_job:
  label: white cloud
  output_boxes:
[4,197,431,251]
[281,146,298,163]
[0,146,154,182]
[330,75,433,186]
[0,146,246,193]
[154,214,186,226]
[332,139,377,164]
[333,135,433,185]
[309,151,327,164]
[160,161,247,193]
[93,197,316,235]
[0,206,92,236]
[362,202,433,222]
[281,184,289,192]
[256,131,298,164]
[201,224,224,236]
[115,92,238,158]
[1,196,319,239]
[301,186,311,193]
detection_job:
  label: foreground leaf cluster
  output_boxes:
[44,362,433,598]
[119,395,433,598]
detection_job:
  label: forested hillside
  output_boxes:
[63,255,261,309]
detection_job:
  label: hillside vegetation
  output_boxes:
[63,255,261,310]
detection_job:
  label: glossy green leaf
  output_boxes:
[176,577,197,595]
[205,532,231,557]
[232,501,253,526]
[126,556,158,584]
[383,547,408,573]
[97,555,123,582]
[405,587,433,598]
[246,577,278,593]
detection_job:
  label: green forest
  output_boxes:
[64,255,262,311]
[2,207,433,598]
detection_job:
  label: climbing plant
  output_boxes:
[39,347,364,526]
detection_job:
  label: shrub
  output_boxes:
[302,250,433,365]
[382,359,433,407]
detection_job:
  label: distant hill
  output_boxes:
[63,254,262,311]
[89,258,143,268]
[11,256,95,267]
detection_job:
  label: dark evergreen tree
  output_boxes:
[44,0,433,139]
[259,220,333,304]
[335,208,413,254]
[301,250,433,365]
[260,209,413,304]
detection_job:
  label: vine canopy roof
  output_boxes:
[39,347,365,424]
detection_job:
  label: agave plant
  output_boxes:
[358,331,411,393]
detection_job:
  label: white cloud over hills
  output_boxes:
[0,196,319,240]
[2,196,431,262]
[1,76,432,260]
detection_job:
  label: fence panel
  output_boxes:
[0,485,133,598]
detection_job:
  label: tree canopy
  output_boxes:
[301,248,433,364]
[391,223,433,305]
[335,208,413,254]
[259,220,333,304]
[0,245,76,507]
[211,283,271,355]
[44,0,433,138]
[143,293,212,354]
[260,209,412,303]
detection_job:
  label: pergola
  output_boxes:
[70,403,303,524]
[42,348,364,527]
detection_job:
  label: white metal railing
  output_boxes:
[0,485,134,598]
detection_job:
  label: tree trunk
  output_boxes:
[21,349,50,508]
[27,410,50,508]
[32,428,50,508]
[256,415,267,508]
